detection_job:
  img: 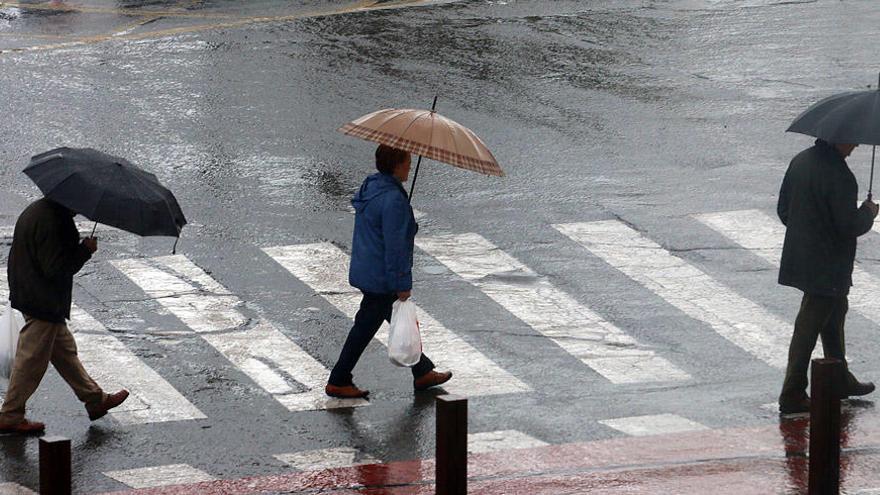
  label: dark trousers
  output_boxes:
[329,292,434,386]
[779,293,858,405]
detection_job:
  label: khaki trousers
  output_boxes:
[0,315,104,425]
[779,293,858,406]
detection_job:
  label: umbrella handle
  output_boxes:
[90,222,97,238]
[870,146,877,202]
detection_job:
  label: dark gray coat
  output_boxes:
[8,198,92,323]
[777,140,875,296]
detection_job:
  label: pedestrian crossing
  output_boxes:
[110,255,368,412]
[0,271,204,425]
[696,209,880,326]
[415,232,690,384]
[0,208,848,423]
[262,243,530,397]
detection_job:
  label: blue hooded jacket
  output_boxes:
[349,172,418,294]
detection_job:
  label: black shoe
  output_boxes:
[779,397,810,415]
[845,381,875,398]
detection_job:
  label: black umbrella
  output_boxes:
[24,147,187,251]
[788,74,880,199]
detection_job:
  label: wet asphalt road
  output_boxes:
[2,0,880,491]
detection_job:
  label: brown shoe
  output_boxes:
[87,390,130,421]
[0,419,45,435]
[325,384,369,399]
[414,370,452,391]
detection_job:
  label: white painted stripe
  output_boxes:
[698,209,880,327]
[103,464,215,488]
[262,243,530,397]
[0,271,204,425]
[554,221,791,368]
[416,233,689,384]
[111,256,367,411]
[274,447,379,471]
[599,414,709,437]
[0,483,37,494]
[0,221,115,239]
[468,430,548,454]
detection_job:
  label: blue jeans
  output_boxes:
[329,292,434,386]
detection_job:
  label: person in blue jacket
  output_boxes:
[325,145,452,399]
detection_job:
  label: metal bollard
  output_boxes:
[39,436,71,495]
[808,358,844,495]
[436,395,467,495]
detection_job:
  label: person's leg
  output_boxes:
[0,317,58,425]
[819,296,872,391]
[50,323,105,407]
[780,293,836,406]
[328,292,390,386]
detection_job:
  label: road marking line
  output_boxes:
[697,209,880,327]
[0,483,37,494]
[416,233,690,384]
[0,271,204,425]
[553,221,791,368]
[274,447,379,471]
[263,243,530,397]
[599,414,709,437]
[103,464,215,489]
[111,255,367,411]
[468,430,548,454]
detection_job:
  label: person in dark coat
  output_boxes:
[0,198,128,435]
[325,145,452,399]
[777,139,878,414]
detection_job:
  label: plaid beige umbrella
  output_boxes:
[338,105,504,186]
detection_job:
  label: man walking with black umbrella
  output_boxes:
[777,139,878,414]
[0,197,128,434]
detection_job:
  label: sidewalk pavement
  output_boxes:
[103,405,880,495]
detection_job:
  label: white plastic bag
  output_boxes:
[388,300,422,367]
[0,301,25,379]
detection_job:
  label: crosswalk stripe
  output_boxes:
[599,413,709,437]
[0,271,204,425]
[554,221,792,368]
[468,430,549,454]
[697,209,880,326]
[111,255,367,412]
[274,447,379,471]
[0,482,37,494]
[103,464,215,488]
[416,233,690,384]
[262,243,530,397]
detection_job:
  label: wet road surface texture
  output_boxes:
[1,0,880,492]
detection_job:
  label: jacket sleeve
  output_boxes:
[777,170,790,226]
[381,193,413,292]
[34,218,92,279]
[827,172,874,239]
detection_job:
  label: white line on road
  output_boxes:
[468,430,549,454]
[274,447,379,471]
[554,221,792,368]
[263,243,530,397]
[697,209,880,327]
[599,413,709,437]
[0,271,205,425]
[416,233,690,384]
[103,464,215,488]
[111,256,367,412]
[0,483,37,494]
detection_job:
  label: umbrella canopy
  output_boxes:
[338,107,504,177]
[787,89,880,145]
[24,147,186,237]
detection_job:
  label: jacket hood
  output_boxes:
[352,173,405,213]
